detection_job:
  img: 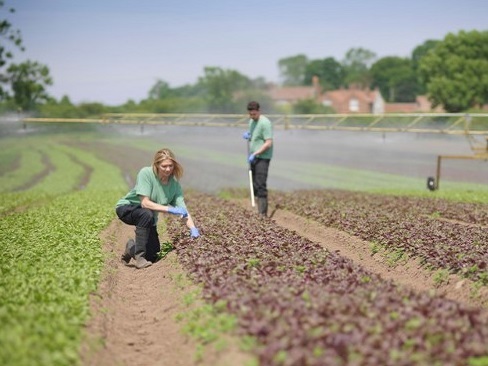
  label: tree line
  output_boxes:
[1,2,487,116]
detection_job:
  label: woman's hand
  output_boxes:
[190,227,200,238]
[167,206,188,217]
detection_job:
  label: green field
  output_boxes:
[1,125,487,365]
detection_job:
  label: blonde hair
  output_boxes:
[152,148,183,180]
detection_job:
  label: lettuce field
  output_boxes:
[1,120,488,366]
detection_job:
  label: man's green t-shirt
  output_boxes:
[249,115,273,159]
[116,166,186,223]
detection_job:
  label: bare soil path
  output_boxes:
[82,219,252,366]
[82,200,488,366]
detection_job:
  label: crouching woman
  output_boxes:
[115,148,199,269]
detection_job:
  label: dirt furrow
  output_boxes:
[82,219,251,366]
[82,220,199,366]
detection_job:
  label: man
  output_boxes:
[243,101,273,217]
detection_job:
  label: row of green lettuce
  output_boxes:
[0,135,127,366]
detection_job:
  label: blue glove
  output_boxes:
[190,227,200,238]
[242,131,251,140]
[248,154,256,163]
[168,206,188,217]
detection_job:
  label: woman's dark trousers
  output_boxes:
[116,205,159,268]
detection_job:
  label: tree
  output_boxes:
[411,40,440,70]
[6,60,53,110]
[233,89,274,113]
[137,96,206,113]
[342,48,376,88]
[197,66,252,113]
[278,54,308,86]
[418,30,488,112]
[370,57,419,102]
[411,40,440,94]
[78,102,106,118]
[147,79,173,100]
[249,76,268,90]
[39,95,78,118]
[0,1,25,98]
[304,57,345,90]
[171,83,205,98]
[293,98,334,114]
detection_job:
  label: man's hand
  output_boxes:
[248,154,256,163]
[242,131,251,140]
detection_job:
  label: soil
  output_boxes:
[82,199,488,366]
[81,218,253,366]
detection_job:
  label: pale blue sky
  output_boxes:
[9,0,488,105]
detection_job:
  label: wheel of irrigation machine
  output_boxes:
[427,176,437,191]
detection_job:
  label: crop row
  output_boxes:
[166,192,488,366]
[0,136,127,216]
[0,134,127,366]
[272,190,488,284]
[0,189,122,366]
[273,189,488,226]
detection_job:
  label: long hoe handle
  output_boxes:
[248,169,255,207]
[247,140,255,207]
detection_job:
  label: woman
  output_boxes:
[115,148,199,269]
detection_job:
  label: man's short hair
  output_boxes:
[247,101,260,111]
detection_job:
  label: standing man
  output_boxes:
[243,101,273,217]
